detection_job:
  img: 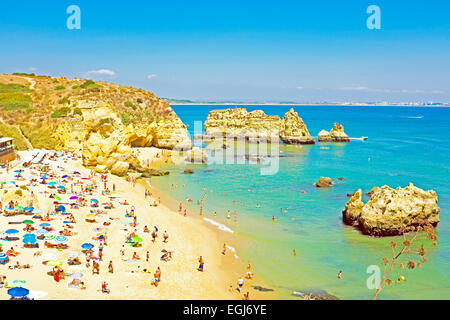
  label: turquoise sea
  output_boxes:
[151,105,449,300]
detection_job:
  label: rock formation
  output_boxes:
[315,177,333,188]
[280,108,315,144]
[202,107,314,144]
[318,123,349,142]
[184,168,194,174]
[185,147,208,164]
[342,183,440,236]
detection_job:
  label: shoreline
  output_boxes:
[139,177,280,300]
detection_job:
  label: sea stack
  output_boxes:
[318,123,350,142]
[315,177,333,188]
[342,183,440,236]
[280,108,315,145]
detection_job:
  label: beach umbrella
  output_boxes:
[36,229,49,235]
[57,205,66,212]
[9,181,16,184]
[23,233,36,238]
[81,243,93,250]
[5,229,19,234]
[74,171,80,175]
[24,207,34,211]
[0,253,8,260]
[41,253,56,261]
[69,272,83,279]
[45,260,62,267]
[87,181,95,185]
[48,182,57,186]
[32,208,42,214]
[22,237,36,245]
[69,196,78,200]
[131,236,142,243]
[22,220,34,225]
[57,186,65,189]
[44,234,56,241]
[90,198,98,203]
[5,207,14,212]
[61,175,68,179]
[52,195,61,201]
[7,287,29,297]
[39,223,51,227]
[14,170,22,173]
[10,280,26,287]
[15,206,24,211]
[54,235,68,244]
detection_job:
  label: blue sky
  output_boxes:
[0,0,449,102]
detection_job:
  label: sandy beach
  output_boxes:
[0,150,276,300]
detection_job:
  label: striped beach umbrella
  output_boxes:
[54,235,68,244]
[36,229,49,235]
[0,253,8,260]
[44,234,56,241]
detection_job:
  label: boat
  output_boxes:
[349,136,368,141]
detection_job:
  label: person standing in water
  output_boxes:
[222,243,227,255]
[226,210,231,219]
[293,249,297,256]
[338,270,342,279]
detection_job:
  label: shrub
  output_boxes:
[20,125,59,150]
[137,98,143,104]
[73,107,82,116]
[59,97,70,104]
[124,101,136,110]
[15,189,22,196]
[0,123,29,150]
[12,72,35,77]
[55,85,66,90]
[72,85,80,89]
[80,80,102,89]
[50,107,71,118]
[121,112,131,125]
[26,107,33,114]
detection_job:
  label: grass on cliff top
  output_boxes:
[0,93,32,110]
[20,125,59,150]
[0,123,29,150]
[0,83,32,93]
[80,80,102,89]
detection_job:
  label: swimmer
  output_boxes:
[272,216,276,222]
[338,270,342,279]
[226,210,231,219]
[293,249,296,256]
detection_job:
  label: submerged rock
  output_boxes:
[342,183,440,236]
[292,289,339,300]
[318,123,350,142]
[183,168,194,174]
[252,286,274,292]
[315,177,333,188]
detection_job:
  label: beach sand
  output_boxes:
[0,150,276,300]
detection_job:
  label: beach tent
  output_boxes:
[7,287,29,298]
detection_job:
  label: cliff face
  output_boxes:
[0,74,191,172]
[203,107,314,144]
[318,123,349,142]
[342,183,440,236]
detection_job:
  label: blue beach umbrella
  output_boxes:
[57,205,66,212]
[5,229,19,234]
[48,182,56,186]
[7,287,29,297]
[0,253,8,260]
[81,243,93,250]
[90,198,98,203]
[39,223,51,227]
[61,175,68,179]
[22,237,36,245]
[57,186,65,189]
[14,170,22,173]
[24,207,34,211]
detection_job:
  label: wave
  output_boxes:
[226,245,239,258]
[203,217,234,234]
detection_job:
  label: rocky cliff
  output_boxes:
[318,123,349,142]
[342,183,440,236]
[202,107,314,144]
[0,74,191,174]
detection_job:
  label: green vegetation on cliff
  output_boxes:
[0,122,29,150]
[20,125,59,150]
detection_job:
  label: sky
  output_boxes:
[0,0,449,103]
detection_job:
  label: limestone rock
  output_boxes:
[280,108,315,145]
[318,123,349,142]
[94,165,108,174]
[184,168,194,174]
[315,177,333,188]
[110,161,130,177]
[185,147,208,164]
[342,183,440,236]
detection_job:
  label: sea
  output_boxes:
[150,105,449,300]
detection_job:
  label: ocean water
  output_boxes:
[151,105,450,300]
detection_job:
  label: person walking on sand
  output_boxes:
[237,277,244,293]
[113,184,115,192]
[146,251,150,262]
[198,256,204,272]
[222,243,227,255]
[163,231,168,243]
[293,249,296,256]
[108,261,113,273]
